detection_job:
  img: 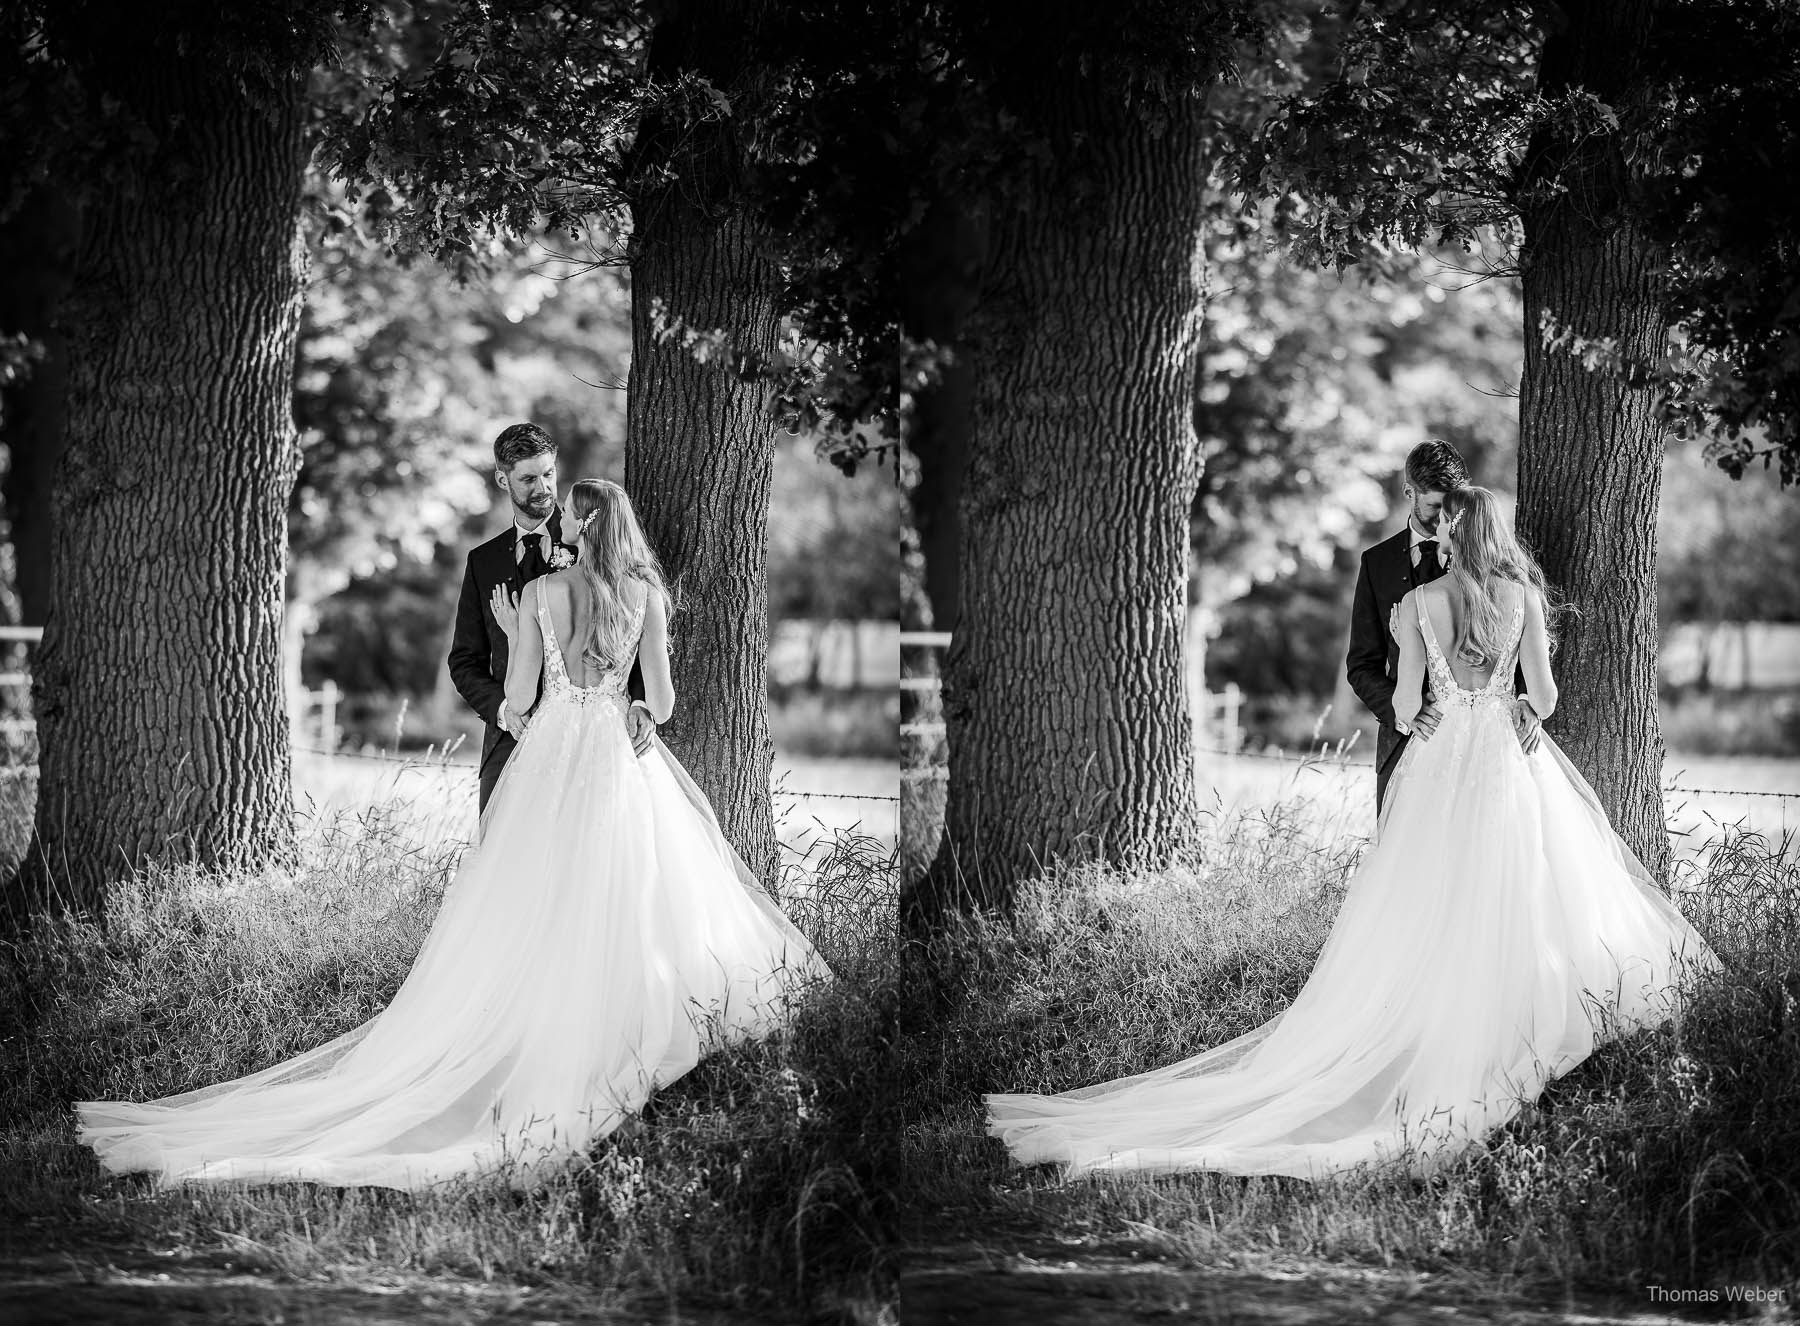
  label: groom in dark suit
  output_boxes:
[1346,440,1468,810]
[448,422,651,811]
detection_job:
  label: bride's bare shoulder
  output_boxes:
[1412,581,1453,616]
[620,574,651,614]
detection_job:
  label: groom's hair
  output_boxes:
[493,422,555,471]
[1404,439,1469,494]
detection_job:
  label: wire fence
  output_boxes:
[2,743,1790,805]
[902,744,1800,803]
[285,742,900,804]
[0,741,900,806]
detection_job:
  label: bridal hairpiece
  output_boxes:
[576,510,599,535]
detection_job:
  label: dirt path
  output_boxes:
[0,1247,766,1326]
[899,1243,1751,1326]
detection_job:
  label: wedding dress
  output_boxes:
[78,592,827,1188]
[987,594,1715,1179]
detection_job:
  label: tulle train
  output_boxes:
[78,696,826,1189]
[986,700,1715,1179]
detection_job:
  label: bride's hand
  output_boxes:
[489,584,521,642]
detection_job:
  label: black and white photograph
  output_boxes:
[4,1,1798,1323]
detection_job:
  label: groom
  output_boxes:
[1346,439,1467,810]
[448,422,653,811]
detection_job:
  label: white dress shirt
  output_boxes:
[1408,524,1449,571]
[514,514,553,564]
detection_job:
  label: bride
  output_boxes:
[986,485,1716,1179]
[78,480,828,1189]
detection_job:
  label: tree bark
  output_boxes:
[626,0,783,886]
[14,63,308,915]
[1516,0,1671,881]
[918,85,1208,913]
[897,198,986,636]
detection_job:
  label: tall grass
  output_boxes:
[890,798,1800,1304]
[0,785,904,1322]
[9,762,1800,1312]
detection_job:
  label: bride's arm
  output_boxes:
[1392,589,1427,730]
[1519,588,1558,721]
[503,579,545,718]
[636,588,676,724]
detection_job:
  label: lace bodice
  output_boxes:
[536,586,645,707]
[1416,591,1525,710]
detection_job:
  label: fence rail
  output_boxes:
[1,625,42,741]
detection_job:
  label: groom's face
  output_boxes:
[499,453,558,523]
[1406,486,1447,535]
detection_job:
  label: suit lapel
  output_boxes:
[500,532,524,593]
[1386,530,1416,603]
[476,530,522,599]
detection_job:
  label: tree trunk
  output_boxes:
[15,65,308,916]
[919,86,1207,912]
[0,186,81,629]
[1516,0,1670,880]
[897,198,987,636]
[626,0,782,886]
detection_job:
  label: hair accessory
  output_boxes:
[576,510,599,535]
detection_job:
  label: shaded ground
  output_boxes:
[899,1238,1786,1326]
[0,1244,770,1325]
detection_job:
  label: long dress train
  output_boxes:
[986,596,1715,1179]
[77,593,828,1188]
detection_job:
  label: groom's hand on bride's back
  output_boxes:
[627,702,656,757]
[1408,701,1443,740]
[1512,699,1543,754]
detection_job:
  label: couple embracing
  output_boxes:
[987,441,1716,1179]
[77,424,826,1188]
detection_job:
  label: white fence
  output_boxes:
[294,680,343,751]
[0,624,40,743]
[1661,622,1800,689]
[899,631,949,746]
[770,619,899,689]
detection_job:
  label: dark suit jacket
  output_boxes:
[447,508,645,794]
[1346,528,1443,798]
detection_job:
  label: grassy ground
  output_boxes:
[0,770,904,1323]
[890,789,1800,1319]
[9,748,1798,1320]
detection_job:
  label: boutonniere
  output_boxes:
[548,543,577,570]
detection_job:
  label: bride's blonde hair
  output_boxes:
[1440,486,1555,668]
[566,479,668,675]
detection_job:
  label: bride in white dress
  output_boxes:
[78,480,828,1189]
[986,485,1716,1179]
